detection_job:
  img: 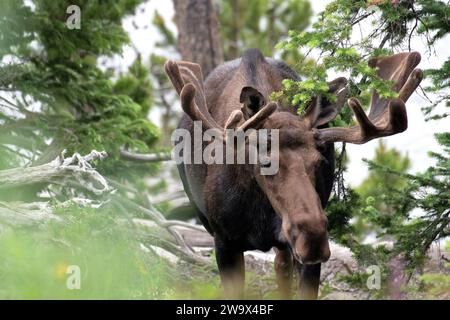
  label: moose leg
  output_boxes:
[295,262,321,300]
[274,248,293,299]
[215,240,245,298]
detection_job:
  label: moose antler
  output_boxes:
[164,60,277,135]
[317,52,423,144]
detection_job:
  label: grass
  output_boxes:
[0,204,174,299]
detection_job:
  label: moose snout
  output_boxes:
[288,220,331,265]
[294,237,331,265]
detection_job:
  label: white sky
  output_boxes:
[115,0,449,187]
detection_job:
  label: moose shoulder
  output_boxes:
[165,49,422,299]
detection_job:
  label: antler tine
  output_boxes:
[165,60,222,131]
[317,89,412,145]
[225,110,244,130]
[399,68,423,102]
[348,98,377,134]
[237,102,279,131]
[179,83,219,131]
[164,60,184,95]
[368,51,421,120]
[317,52,423,145]
[165,59,278,140]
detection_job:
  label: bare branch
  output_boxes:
[120,149,172,162]
[0,150,110,195]
[0,200,63,226]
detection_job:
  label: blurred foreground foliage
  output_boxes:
[0,0,190,299]
[0,204,172,299]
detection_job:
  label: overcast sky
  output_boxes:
[113,0,450,187]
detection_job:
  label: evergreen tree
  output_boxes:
[0,0,159,184]
[218,0,312,70]
[354,140,410,240]
[365,132,449,270]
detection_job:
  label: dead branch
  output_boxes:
[0,197,110,227]
[120,149,172,162]
[0,201,63,226]
[132,218,213,247]
[131,219,211,266]
[0,150,110,195]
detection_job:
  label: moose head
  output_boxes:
[165,51,422,266]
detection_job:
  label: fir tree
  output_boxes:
[0,0,160,196]
[355,140,411,240]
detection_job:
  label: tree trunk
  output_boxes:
[228,0,240,60]
[386,255,408,299]
[173,0,224,77]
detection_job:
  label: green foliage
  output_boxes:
[152,10,176,48]
[276,0,449,118]
[114,56,154,117]
[337,244,391,300]
[218,0,313,74]
[352,141,411,239]
[0,0,184,298]
[0,0,140,59]
[416,0,450,45]
[417,273,450,299]
[169,280,222,299]
[358,141,411,201]
[0,0,159,176]
[148,52,179,147]
[328,132,449,289]
[276,1,402,115]
[147,11,180,148]
[0,204,173,299]
[326,188,359,246]
[423,58,450,120]
[363,132,449,270]
[1,0,449,300]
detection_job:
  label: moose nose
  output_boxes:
[293,236,331,265]
[298,242,331,264]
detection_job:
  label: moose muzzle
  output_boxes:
[293,227,331,265]
[281,214,331,265]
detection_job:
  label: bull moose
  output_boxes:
[165,48,422,299]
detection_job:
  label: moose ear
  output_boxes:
[304,77,348,128]
[240,86,266,119]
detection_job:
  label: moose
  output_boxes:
[165,48,422,299]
